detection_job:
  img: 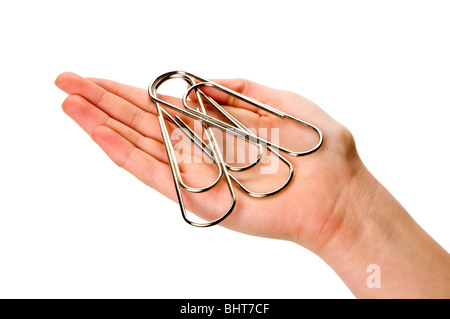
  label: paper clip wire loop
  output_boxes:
[183,82,323,157]
[150,73,236,227]
[186,88,294,198]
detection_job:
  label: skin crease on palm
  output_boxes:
[55,72,356,253]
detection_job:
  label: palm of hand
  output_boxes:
[56,73,357,253]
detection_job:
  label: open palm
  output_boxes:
[56,72,358,253]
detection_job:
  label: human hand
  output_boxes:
[55,72,357,255]
[56,72,450,298]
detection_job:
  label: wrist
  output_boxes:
[316,162,387,262]
[316,161,450,298]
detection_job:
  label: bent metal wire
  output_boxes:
[148,71,323,227]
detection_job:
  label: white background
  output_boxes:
[0,0,449,298]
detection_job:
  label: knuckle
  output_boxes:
[93,87,108,106]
